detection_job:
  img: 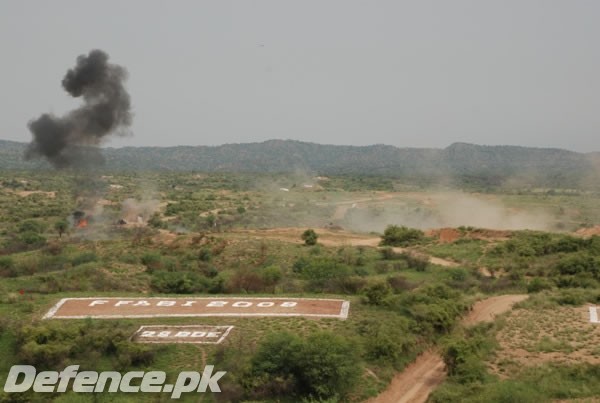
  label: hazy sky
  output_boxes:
[1,1,599,151]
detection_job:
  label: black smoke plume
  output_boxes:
[25,49,132,168]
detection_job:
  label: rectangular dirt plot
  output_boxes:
[132,325,234,344]
[43,297,350,320]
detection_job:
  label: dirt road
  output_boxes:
[370,294,528,403]
[370,351,445,403]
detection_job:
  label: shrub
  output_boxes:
[251,331,361,399]
[141,252,162,272]
[150,271,218,293]
[292,257,310,274]
[301,229,318,246]
[442,326,494,384]
[18,220,46,234]
[356,317,416,367]
[71,252,98,266]
[295,332,361,399]
[380,246,402,260]
[401,252,429,271]
[0,256,15,277]
[198,247,212,262]
[364,281,391,305]
[227,268,266,293]
[380,225,424,247]
[527,278,552,293]
[260,265,282,292]
[555,253,600,278]
[374,261,391,274]
[19,231,46,246]
[387,275,414,292]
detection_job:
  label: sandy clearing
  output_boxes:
[490,305,600,371]
[462,294,529,325]
[371,294,528,403]
[15,190,56,198]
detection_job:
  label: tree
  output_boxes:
[54,220,68,238]
[301,229,318,246]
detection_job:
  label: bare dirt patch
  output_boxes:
[428,228,461,243]
[462,294,529,325]
[575,226,600,237]
[15,190,56,198]
[425,227,512,243]
[231,227,381,247]
[490,305,600,376]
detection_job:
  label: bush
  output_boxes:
[297,257,352,292]
[356,317,416,367]
[295,332,362,398]
[141,252,162,272]
[555,253,600,278]
[553,288,597,306]
[198,247,212,262]
[380,246,402,260]
[0,256,15,277]
[227,268,266,293]
[251,331,361,400]
[260,265,282,292]
[71,252,98,266]
[401,252,429,271]
[387,275,414,292]
[151,271,221,294]
[292,257,310,274]
[15,321,156,370]
[19,231,46,246]
[442,326,495,384]
[301,229,318,246]
[392,284,467,335]
[18,220,46,234]
[527,278,552,293]
[364,281,391,305]
[380,225,424,247]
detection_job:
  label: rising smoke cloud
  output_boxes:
[25,49,132,168]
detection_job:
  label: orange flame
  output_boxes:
[77,219,88,228]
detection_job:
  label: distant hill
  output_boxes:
[0,139,597,188]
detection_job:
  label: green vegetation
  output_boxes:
[1,170,600,401]
[432,293,600,402]
[380,225,424,247]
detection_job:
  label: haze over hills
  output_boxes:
[1,139,598,189]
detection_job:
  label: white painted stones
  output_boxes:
[131,325,234,344]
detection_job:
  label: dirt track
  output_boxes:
[230,228,460,267]
[370,294,528,403]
